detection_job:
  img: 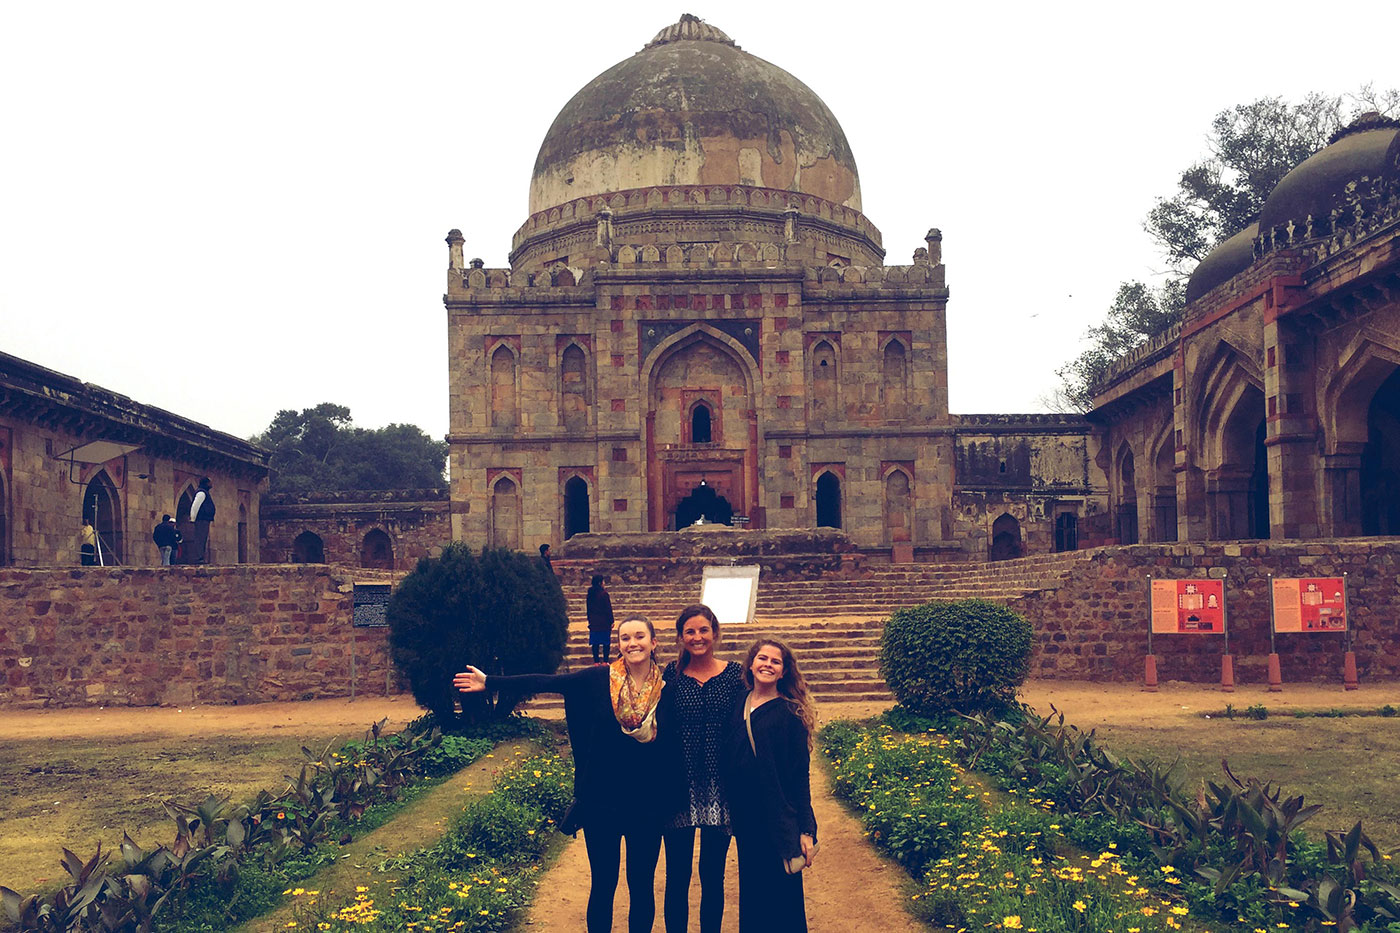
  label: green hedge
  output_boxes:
[879,599,1032,714]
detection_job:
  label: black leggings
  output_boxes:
[663,825,731,933]
[735,832,807,933]
[582,825,663,933]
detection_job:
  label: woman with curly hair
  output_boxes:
[720,638,818,933]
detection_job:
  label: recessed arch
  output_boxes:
[489,475,522,550]
[490,343,518,429]
[1360,367,1400,535]
[361,528,394,569]
[1149,424,1178,542]
[559,341,589,432]
[640,323,759,401]
[881,337,908,419]
[0,468,10,566]
[688,399,714,444]
[811,339,838,417]
[815,470,842,528]
[989,512,1022,561]
[292,531,324,563]
[83,470,122,564]
[1324,335,1400,453]
[882,468,912,545]
[1116,441,1138,545]
[563,474,590,540]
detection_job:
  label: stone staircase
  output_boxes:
[520,550,1092,709]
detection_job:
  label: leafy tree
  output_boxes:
[1054,86,1398,411]
[388,544,569,727]
[252,403,448,493]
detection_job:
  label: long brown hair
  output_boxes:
[618,614,659,665]
[674,604,720,672]
[741,638,816,748]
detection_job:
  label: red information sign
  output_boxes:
[1150,579,1225,634]
[1271,577,1347,633]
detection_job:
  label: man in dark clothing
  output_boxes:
[186,477,215,564]
[539,543,554,576]
[152,514,181,565]
[586,574,614,663]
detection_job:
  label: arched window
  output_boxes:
[989,512,1022,561]
[563,475,590,540]
[882,339,908,418]
[691,403,713,444]
[812,340,837,417]
[1054,512,1078,552]
[884,470,912,544]
[560,343,589,431]
[361,529,394,569]
[815,471,842,528]
[83,470,122,564]
[490,477,521,549]
[490,343,518,429]
[292,531,325,563]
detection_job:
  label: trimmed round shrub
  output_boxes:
[389,542,568,727]
[879,599,1032,714]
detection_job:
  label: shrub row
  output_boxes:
[287,750,574,932]
[1,714,537,933]
[821,721,1207,932]
[915,705,1400,932]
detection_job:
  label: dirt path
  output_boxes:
[523,753,922,933]
[234,739,539,933]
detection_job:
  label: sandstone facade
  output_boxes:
[260,489,450,570]
[0,351,268,568]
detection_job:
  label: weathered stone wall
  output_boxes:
[1012,539,1400,684]
[259,491,450,570]
[0,565,401,708]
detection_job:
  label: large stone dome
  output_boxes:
[529,15,861,216]
[1258,112,1400,234]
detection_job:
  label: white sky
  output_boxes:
[2,1,1395,443]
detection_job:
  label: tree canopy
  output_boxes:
[1054,86,1398,411]
[252,403,448,493]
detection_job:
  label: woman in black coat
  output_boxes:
[720,638,818,933]
[453,615,682,933]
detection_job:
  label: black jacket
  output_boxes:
[720,692,817,858]
[486,666,683,831]
[152,522,180,548]
[586,585,615,632]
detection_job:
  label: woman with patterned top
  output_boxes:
[661,603,745,933]
[453,615,682,933]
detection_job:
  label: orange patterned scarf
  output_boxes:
[609,658,663,742]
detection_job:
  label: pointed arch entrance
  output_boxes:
[361,529,394,569]
[293,531,325,563]
[1360,367,1400,535]
[989,512,1022,561]
[675,482,733,528]
[563,475,590,539]
[815,471,842,528]
[83,470,122,564]
[642,325,759,531]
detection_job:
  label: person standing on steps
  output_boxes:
[661,603,744,933]
[452,615,682,933]
[721,638,819,933]
[586,575,615,664]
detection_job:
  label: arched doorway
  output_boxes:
[883,470,912,544]
[815,471,841,528]
[1360,368,1400,535]
[989,512,1022,561]
[0,470,9,566]
[563,476,590,539]
[675,482,732,528]
[83,471,122,564]
[237,503,249,563]
[175,484,197,563]
[292,531,324,563]
[1054,512,1078,551]
[1248,421,1270,539]
[361,529,394,569]
[1152,437,1178,542]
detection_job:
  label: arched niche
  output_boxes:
[883,469,912,545]
[1150,429,1178,542]
[490,476,522,550]
[881,338,908,419]
[292,531,325,563]
[559,342,589,432]
[1116,443,1138,545]
[688,400,714,444]
[811,340,838,418]
[490,343,518,429]
[361,528,394,569]
[989,512,1022,561]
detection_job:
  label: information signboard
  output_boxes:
[353,583,393,628]
[699,565,760,627]
[1149,578,1225,634]
[1271,577,1347,633]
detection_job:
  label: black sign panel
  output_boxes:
[353,584,393,628]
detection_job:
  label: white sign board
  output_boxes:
[699,565,760,626]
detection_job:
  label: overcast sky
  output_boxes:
[2,1,1395,443]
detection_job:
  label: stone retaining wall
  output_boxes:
[1012,539,1400,683]
[0,565,400,708]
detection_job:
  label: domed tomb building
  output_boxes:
[1090,112,1400,543]
[444,16,1102,556]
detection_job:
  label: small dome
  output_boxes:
[1185,222,1258,304]
[529,14,860,215]
[1258,112,1400,234]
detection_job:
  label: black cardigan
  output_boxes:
[719,691,818,858]
[486,666,683,832]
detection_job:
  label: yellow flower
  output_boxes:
[1003,917,1023,930]
[1073,900,1087,912]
